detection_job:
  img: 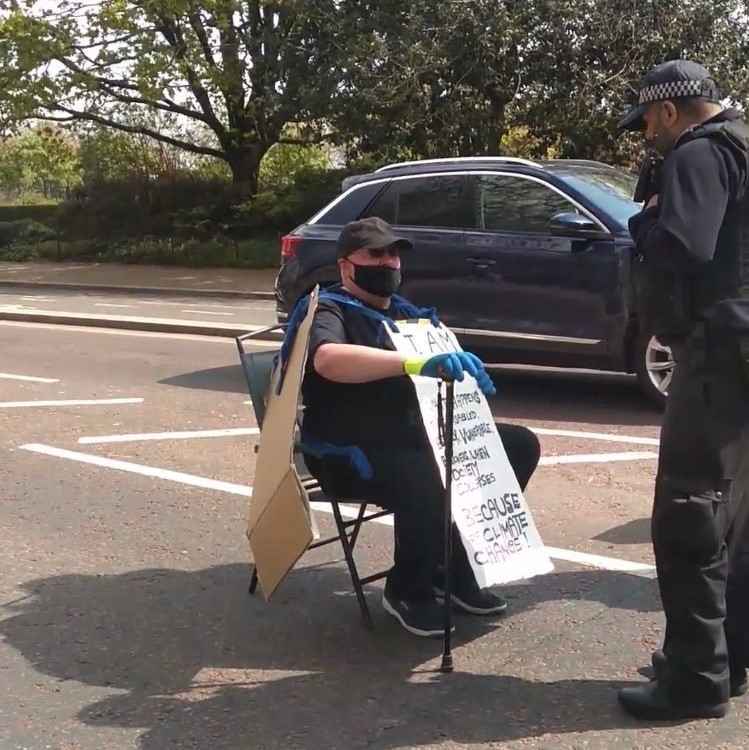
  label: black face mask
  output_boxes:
[349,263,402,297]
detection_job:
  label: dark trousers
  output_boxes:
[305,423,540,600]
[653,335,749,704]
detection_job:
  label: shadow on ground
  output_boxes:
[1,563,659,749]
[160,365,251,395]
[595,518,651,546]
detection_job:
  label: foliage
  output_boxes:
[0,127,80,198]
[258,142,330,191]
[0,218,57,246]
[0,233,277,268]
[334,0,749,164]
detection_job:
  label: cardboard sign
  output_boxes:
[387,321,554,588]
[246,288,320,599]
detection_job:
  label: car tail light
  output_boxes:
[280,234,302,262]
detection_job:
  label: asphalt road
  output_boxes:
[1,305,747,749]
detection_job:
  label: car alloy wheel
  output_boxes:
[645,336,675,397]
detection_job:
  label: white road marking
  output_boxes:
[20,444,252,496]
[79,427,260,444]
[0,372,59,383]
[312,505,656,573]
[181,310,235,316]
[539,451,658,465]
[20,443,656,576]
[94,303,134,309]
[1,398,143,408]
[532,427,660,447]
[543,546,655,573]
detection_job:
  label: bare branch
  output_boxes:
[153,12,226,138]
[53,104,225,159]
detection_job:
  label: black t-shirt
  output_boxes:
[301,290,425,449]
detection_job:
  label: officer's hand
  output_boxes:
[646,194,659,209]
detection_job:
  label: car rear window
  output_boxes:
[314,182,387,225]
[362,175,475,228]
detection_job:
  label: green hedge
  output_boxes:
[0,219,58,246]
[0,233,278,268]
[0,205,60,224]
[0,166,356,268]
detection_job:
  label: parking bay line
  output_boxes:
[539,451,658,465]
[79,427,260,445]
[0,372,60,383]
[76,428,657,461]
[532,427,660,447]
[1,398,144,408]
[19,443,655,575]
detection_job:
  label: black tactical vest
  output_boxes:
[634,113,749,344]
[681,115,749,377]
[678,115,749,316]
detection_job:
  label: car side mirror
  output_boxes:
[549,211,609,240]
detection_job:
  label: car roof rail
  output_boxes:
[374,156,541,173]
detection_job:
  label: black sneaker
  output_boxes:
[382,589,453,638]
[433,579,508,615]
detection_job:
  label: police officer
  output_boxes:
[297,217,541,637]
[617,60,749,720]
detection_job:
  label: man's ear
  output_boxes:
[338,257,350,282]
[662,100,679,126]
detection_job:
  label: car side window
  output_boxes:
[476,175,578,233]
[362,175,475,229]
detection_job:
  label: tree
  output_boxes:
[333,0,748,165]
[0,0,345,197]
[0,127,80,199]
[516,0,749,164]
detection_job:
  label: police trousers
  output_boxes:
[304,423,540,601]
[654,333,749,704]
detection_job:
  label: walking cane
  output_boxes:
[440,379,455,673]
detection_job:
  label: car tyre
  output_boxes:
[634,331,674,409]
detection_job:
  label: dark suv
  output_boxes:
[275,156,674,405]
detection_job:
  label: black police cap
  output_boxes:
[618,59,722,132]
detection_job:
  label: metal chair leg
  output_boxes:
[348,503,368,549]
[331,501,373,629]
[248,565,259,595]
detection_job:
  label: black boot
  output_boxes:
[649,650,748,698]
[618,681,728,721]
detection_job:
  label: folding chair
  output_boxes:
[236,326,393,628]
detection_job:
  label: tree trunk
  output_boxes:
[226,145,267,200]
[486,97,506,156]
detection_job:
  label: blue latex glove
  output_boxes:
[404,351,496,396]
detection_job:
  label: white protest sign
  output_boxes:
[387,320,554,588]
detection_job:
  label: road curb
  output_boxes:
[0,310,283,341]
[0,279,275,301]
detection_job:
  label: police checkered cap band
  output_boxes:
[639,79,706,104]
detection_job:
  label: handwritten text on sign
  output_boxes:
[387,321,553,588]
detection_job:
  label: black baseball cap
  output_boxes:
[618,59,722,132]
[336,217,414,259]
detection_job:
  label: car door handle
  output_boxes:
[466,257,497,265]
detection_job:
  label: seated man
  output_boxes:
[300,217,541,637]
